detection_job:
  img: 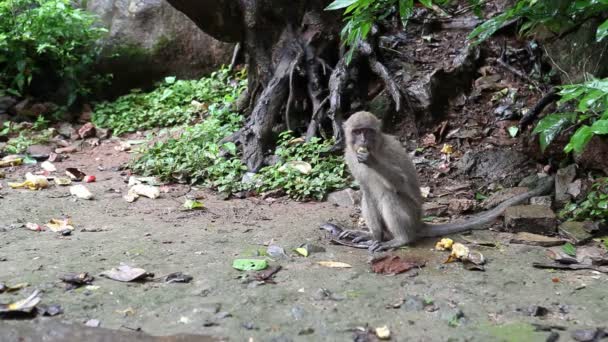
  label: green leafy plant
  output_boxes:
[0,0,107,103]
[325,0,450,62]
[255,132,350,201]
[130,104,247,194]
[560,178,608,224]
[532,78,608,153]
[93,67,246,136]
[468,0,608,45]
[2,128,53,154]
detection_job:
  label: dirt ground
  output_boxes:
[1,139,607,342]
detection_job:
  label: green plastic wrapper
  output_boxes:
[232,259,268,271]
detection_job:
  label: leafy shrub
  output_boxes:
[130,104,247,194]
[468,0,608,44]
[92,67,247,135]
[255,132,350,201]
[0,0,107,103]
[532,78,608,153]
[560,178,608,224]
[325,0,453,62]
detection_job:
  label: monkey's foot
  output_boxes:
[368,239,406,253]
[338,230,373,242]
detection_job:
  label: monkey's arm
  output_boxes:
[418,176,554,237]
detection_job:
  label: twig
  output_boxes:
[519,87,560,129]
[496,57,541,92]
[229,43,241,71]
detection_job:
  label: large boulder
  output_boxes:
[84,0,234,97]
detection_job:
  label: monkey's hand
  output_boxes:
[356,147,370,163]
[338,229,373,243]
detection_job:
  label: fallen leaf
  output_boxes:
[317,261,352,268]
[45,218,74,232]
[232,259,268,271]
[253,265,282,283]
[59,272,94,290]
[101,264,153,282]
[0,290,41,315]
[165,272,193,283]
[183,199,204,210]
[0,282,28,293]
[371,255,424,275]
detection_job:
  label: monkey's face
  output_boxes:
[350,128,377,163]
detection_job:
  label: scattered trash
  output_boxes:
[83,175,96,183]
[317,261,352,268]
[375,326,391,340]
[124,184,160,202]
[0,157,22,167]
[436,240,486,271]
[65,168,86,181]
[295,243,325,257]
[8,173,49,190]
[115,307,136,317]
[371,255,424,275]
[508,126,519,138]
[101,264,154,282]
[266,245,288,259]
[440,144,454,155]
[232,259,268,271]
[25,222,44,232]
[183,199,204,210]
[165,272,193,283]
[420,186,431,198]
[85,319,101,327]
[0,282,28,293]
[40,161,56,172]
[253,265,282,283]
[36,304,63,316]
[278,161,312,174]
[59,272,94,290]
[0,290,41,317]
[127,176,162,187]
[54,177,72,186]
[70,184,94,200]
[45,218,74,233]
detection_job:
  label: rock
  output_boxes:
[575,135,608,176]
[0,96,18,114]
[457,150,532,186]
[555,165,577,205]
[326,188,361,207]
[26,144,54,159]
[57,123,76,138]
[482,187,529,209]
[526,305,549,317]
[530,196,552,207]
[509,232,565,247]
[567,179,582,198]
[78,123,96,139]
[448,198,476,214]
[558,222,593,245]
[84,0,233,97]
[403,295,425,311]
[518,174,540,188]
[95,127,111,140]
[504,205,557,234]
[571,328,607,342]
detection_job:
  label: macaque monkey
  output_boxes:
[341,111,554,252]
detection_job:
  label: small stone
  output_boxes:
[482,187,529,209]
[519,174,540,188]
[530,196,552,207]
[555,165,576,205]
[298,328,314,336]
[85,319,100,327]
[58,123,76,138]
[510,232,565,247]
[558,222,593,245]
[326,188,361,207]
[78,123,96,139]
[567,179,582,198]
[504,205,557,234]
[95,127,111,140]
[571,328,606,342]
[291,306,305,320]
[403,295,425,311]
[448,198,476,214]
[242,322,257,330]
[26,144,54,159]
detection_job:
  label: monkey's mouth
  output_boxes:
[356,147,369,163]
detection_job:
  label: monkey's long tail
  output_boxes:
[417,175,555,238]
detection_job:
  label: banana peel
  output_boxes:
[8,173,49,190]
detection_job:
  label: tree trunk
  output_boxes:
[167,0,402,172]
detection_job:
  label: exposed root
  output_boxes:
[359,40,402,112]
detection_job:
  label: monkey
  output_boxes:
[340,111,554,252]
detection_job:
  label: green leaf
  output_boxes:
[232,259,268,271]
[597,19,608,42]
[475,193,488,201]
[183,199,204,210]
[325,0,358,11]
[164,76,176,84]
[564,125,593,154]
[590,119,608,135]
[418,0,433,8]
[562,242,577,257]
[295,247,309,257]
[532,113,576,151]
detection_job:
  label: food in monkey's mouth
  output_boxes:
[357,147,368,154]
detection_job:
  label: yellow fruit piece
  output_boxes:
[445,242,470,263]
[440,143,454,154]
[435,238,454,251]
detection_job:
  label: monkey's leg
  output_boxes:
[369,198,416,252]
